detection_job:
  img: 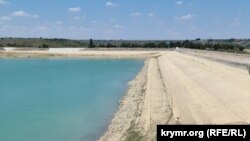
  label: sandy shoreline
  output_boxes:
[98,57,173,141]
[1,48,250,141]
[0,48,165,59]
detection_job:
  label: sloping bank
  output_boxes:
[98,57,173,141]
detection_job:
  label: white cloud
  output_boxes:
[73,16,81,20]
[230,22,240,27]
[31,15,39,18]
[56,21,62,25]
[11,11,39,18]
[92,20,98,24]
[11,11,29,17]
[38,26,49,31]
[69,7,81,12]
[166,28,179,36]
[237,11,243,15]
[188,24,201,33]
[104,29,114,34]
[0,24,11,30]
[0,16,11,21]
[79,26,92,31]
[110,18,116,22]
[175,14,195,20]
[230,18,240,27]
[73,16,85,20]
[131,12,142,17]
[148,12,155,17]
[156,20,165,25]
[175,1,183,5]
[69,26,76,30]
[113,24,124,29]
[0,0,9,4]
[105,2,118,7]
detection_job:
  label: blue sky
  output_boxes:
[0,0,250,40]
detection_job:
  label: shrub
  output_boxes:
[39,44,49,48]
[239,46,245,51]
[88,39,95,48]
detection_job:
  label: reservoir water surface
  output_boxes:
[0,58,144,141]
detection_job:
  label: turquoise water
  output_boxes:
[0,58,144,141]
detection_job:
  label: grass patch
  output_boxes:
[124,121,144,141]
[125,130,144,141]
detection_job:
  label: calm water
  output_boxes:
[0,58,144,141]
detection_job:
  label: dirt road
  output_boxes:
[177,48,250,67]
[158,51,250,124]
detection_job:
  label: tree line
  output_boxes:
[169,40,245,52]
[88,39,245,52]
[88,39,169,48]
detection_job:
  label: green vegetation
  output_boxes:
[0,38,86,48]
[39,44,49,48]
[125,130,144,141]
[96,41,168,48]
[88,38,95,48]
[170,40,246,53]
[124,121,144,141]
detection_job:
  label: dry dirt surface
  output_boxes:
[158,51,250,124]
[0,49,163,59]
[177,48,250,67]
[245,49,250,53]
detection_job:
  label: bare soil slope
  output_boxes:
[159,51,250,124]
